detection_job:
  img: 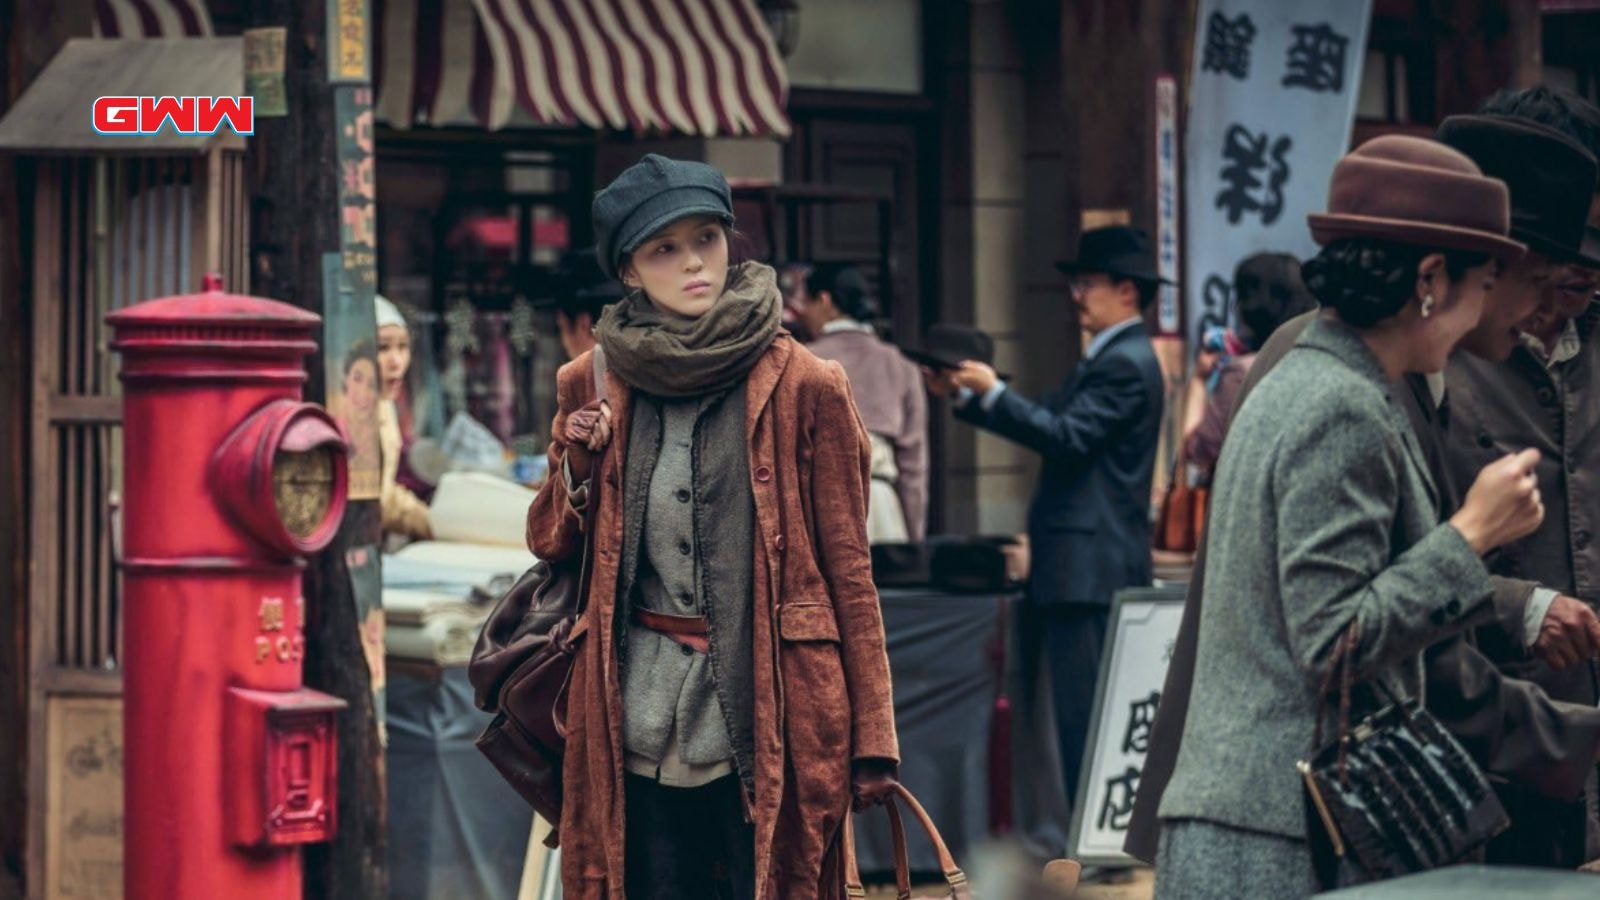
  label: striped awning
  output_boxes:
[92,0,214,37]
[374,0,791,136]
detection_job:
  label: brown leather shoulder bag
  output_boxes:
[467,347,608,845]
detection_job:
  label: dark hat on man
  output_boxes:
[1054,226,1173,285]
[898,324,1010,379]
[1308,135,1526,263]
[534,246,624,318]
[1436,114,1600,267]
[592,154,734,277]
[562,247,625,303]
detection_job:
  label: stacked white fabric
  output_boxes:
[427,472,539,548]
[383,540,536,666]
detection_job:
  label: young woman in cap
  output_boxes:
[524,154,898,899]
[1155,136,1546,896]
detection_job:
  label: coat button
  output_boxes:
[1477,431,1494,449]
[676,488,691,503]
[755,465,773,483]
[680,591,694,607]
[680,644,695,656]
[1538,386,1557,405]
[679,541,692,556]
[774,534,785,551]
[1576,531,1592,551]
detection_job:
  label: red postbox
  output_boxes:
[109,276,349,900]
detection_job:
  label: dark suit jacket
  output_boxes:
[957,320,1164,606]
[1124,311,1600,862]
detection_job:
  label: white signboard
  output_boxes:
[1068,587,1186,865]
[1183,0,1372,342]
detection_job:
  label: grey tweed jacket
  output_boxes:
[1158,316,1494,840]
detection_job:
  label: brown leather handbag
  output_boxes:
[1155,444,1208,553]
[467,348,608,843]
[843,784,971,899]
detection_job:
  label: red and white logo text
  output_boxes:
[92,96,255,136]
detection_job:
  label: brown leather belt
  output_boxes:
[630,609,710,654]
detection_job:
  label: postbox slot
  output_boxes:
[225,686,346,848]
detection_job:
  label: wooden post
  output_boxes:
[0,0,28,894]
[1505,0,1543,90]
[246,2,387,898]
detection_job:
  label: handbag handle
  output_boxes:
[592,344,609,404]
[1312,620,1362,784]
[843,784,968,896]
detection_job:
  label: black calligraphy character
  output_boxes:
[1201,12,1256,80]
[1215,125,1292,225]
[1282,23,1350,93]
[1098,766,1141,832]
[1200,274,1232,335]
[1122,691,1162,754]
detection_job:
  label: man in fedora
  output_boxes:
[1441,95,1600,869]
[925,224,1166,811]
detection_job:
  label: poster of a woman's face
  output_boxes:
[331,338,382,499]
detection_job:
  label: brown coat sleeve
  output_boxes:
[1424,635,1600,800]
[1486,575,1539,648]
[810,362,900,763]
[525,356,590,562]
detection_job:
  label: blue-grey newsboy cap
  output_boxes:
[592,154,735,277]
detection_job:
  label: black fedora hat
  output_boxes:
[1055,225,1174,285]
[1436,114,1600,268]
[898,324,1011,379]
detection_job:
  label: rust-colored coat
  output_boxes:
[526,334,900,899]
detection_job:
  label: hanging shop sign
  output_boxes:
[1182,0,1373,342]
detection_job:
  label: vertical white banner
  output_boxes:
[1155,75,1181,336]
[1183,0,1372,342]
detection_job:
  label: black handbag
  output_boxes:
[467,347,608,845]
[1298,621,1509,882]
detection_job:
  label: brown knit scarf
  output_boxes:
[593,262,782,398]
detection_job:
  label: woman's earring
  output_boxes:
[1421,295,1436,318]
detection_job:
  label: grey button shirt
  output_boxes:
[622,396,735,785]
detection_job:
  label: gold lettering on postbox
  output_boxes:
[260,597,286,632]
[255,637,272,663]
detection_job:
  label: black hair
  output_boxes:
[554,292,612,323]
[1480,86,1600,159]
[1233,252,1318,351]
[1115,276,1159,311]
[343,338,376,375]
[805,263,878,321]
[1300,238,1489,328]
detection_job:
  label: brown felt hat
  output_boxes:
[1308,135,1527,264]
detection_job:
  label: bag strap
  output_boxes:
[1313,620,1361,784]
[843,797,911,899]
[592,344,609,404]
[842,785,967,895]
[571,345,610,617]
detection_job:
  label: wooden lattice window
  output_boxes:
[26,148,247,897]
